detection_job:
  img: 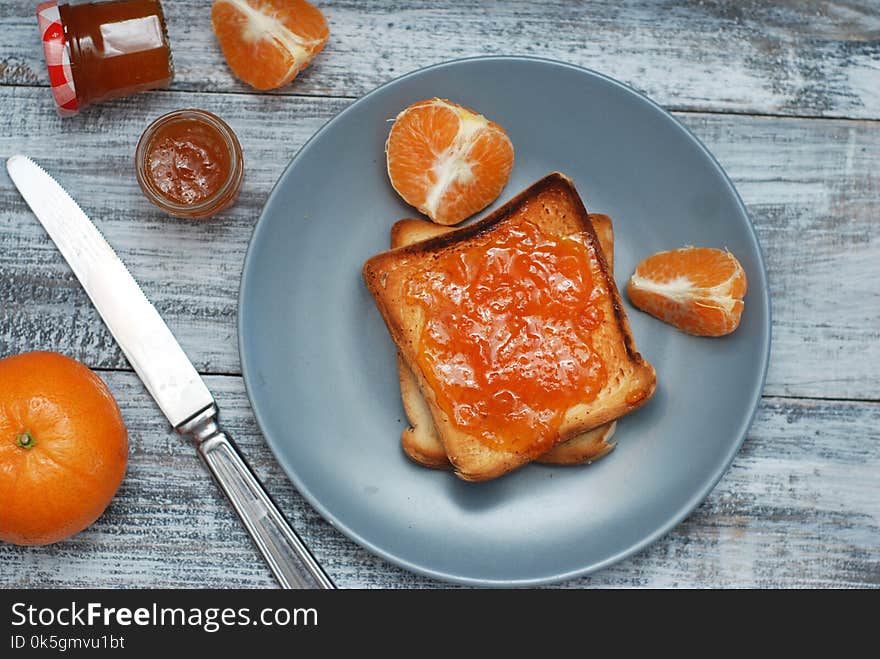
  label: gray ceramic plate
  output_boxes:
[239,56,770,586]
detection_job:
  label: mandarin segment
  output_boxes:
[386,99,514,225]
[627,246,747,336]
[211,0,329,91]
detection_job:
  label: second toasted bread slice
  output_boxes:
[391,215,618,468]
[364,173,656,481]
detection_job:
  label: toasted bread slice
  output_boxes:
[364,173,656,481]
[390,215,618,468]
[587,214,614,272]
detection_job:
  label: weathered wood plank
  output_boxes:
[0,372,875,588]
[1,87,878,399]
[1,1,878,119]
[0,86,348,375]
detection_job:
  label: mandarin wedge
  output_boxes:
[627,246,747,336]
[212,0,329,91]
[385,99,514,225]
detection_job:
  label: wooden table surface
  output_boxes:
[1,1,878,588]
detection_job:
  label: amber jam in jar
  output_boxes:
[37,1,173,114]
[135,109,244,220]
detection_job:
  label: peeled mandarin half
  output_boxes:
[627,246,747,336]
[211,0,329,91]
[385,99,515,226]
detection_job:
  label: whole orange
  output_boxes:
[0,352,128,546]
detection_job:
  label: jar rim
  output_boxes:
[135,109,243,218]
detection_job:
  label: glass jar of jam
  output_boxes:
[135,109,245,220]
[37,0,173,115]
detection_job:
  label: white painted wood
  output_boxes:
[1,2,878,589]
[0,373,875,588]
[1,87,877,399]
[1,1,878,119]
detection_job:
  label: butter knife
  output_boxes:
[6,155,334,589]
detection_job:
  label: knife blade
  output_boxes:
[6,155,213,428]
[6,155,334,589]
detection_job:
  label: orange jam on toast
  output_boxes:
[405,218,608,454]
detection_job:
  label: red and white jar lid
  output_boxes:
[37,1,79,116]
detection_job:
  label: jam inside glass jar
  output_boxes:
[38,0,173,114]
[135,109,244,219]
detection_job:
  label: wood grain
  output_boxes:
[0,372,875,588]
[1,1,878,119]
[1,87,877,399]
[1,2,878,589]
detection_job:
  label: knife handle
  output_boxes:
[178,406,335,589]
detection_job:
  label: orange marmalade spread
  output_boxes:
[135,109,244,220]
[145,118,231,205]
[405,218,608,454]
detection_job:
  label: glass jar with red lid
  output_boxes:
[37,0,174,115]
